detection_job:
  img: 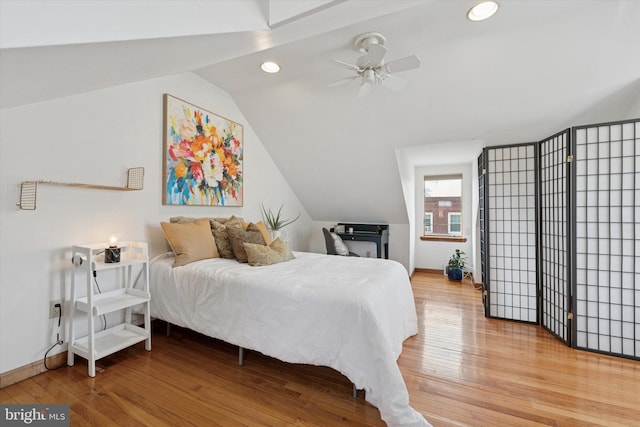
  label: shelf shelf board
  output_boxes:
[71,323,149,361]
[92,257,147,271]
[75,288,150,315]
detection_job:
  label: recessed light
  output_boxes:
[467,1,499,21]
[260,61,280,73]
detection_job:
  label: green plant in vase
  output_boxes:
[261,204,300,241]
[447,249,466,282]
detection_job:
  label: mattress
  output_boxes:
[150,251,430,427]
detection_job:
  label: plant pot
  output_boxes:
[447,267,463,282]
[270,229,288,243]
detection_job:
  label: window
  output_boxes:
[422,175,464,240]
[424,212,433,234]
[448,212,462,235]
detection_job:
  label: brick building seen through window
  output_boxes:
[424,197,462,234]
[424,176,462,236]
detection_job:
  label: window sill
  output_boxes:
[420,235,467,243]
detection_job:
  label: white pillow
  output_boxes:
[331,232,350,256]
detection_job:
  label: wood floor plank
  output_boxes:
[0,388,17,403]
[2,271,639,426]
[124,331,381,426]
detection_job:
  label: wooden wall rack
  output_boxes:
[17,167,144,210]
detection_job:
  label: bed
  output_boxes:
[150,250,430,427]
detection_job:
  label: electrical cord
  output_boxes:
[93,271,107,330]
[44,303,64,370]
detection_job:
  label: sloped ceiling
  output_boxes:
[2,0,639,224]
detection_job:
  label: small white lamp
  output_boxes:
[105,233,121,263]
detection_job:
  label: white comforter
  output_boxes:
[150,251,430,427]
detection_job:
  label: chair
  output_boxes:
[322,228,359,256]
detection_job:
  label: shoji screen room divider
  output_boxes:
[481,143,538,324]
[479,118,639,359]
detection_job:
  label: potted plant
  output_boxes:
[261,204,300,240]
[447,249,466,282]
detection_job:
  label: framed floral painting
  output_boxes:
[163,94,243,206]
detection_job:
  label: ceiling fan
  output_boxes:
[329,32,421,96]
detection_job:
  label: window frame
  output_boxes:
[448,212,462,236]
[424,212,433,234]
[420,174,467,242]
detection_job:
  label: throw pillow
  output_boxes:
[224,215,245,229]
[244,238,295,266]
[161,218,219,266]
[213,216,245,225]
[254,221,273,245]
[169,216,203,224]
[227,223,267,263]
[209,219,240,259]
[331,232,350,256]
[269,237,294,260]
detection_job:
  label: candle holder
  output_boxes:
[105,245,121,263]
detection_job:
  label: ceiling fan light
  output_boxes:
[260,61,280,73]
[363,69,376,84]
[467,1,499,21]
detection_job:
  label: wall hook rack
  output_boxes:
[17,167,144,210]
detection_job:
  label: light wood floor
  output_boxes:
[2,272,639,426]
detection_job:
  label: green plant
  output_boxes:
[261,204,300,230]
[448,249,466,270]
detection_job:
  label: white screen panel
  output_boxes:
[540,130,571,342]
[485,144,537,322]
[574,120,639,358]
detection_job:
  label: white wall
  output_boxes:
[627,91,640,118]
[0,72,310,374]
[413,163,474,273]
[395,148,416,274]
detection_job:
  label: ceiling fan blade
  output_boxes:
[381,74,406,91]
[332,59,361,72]
[328,75,359,87]
[358,80,372,97]
[384,54,421,74]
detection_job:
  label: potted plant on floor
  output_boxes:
[447,249,466,282]
[261,204,300,241]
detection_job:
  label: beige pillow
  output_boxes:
[254,221,273,245]
[169,215,229,258]
[169,216,203,224]
[244,238,295,267]
[213,216,245,225]
[224,215,245,229]
[210,218,244,259]
[227,223,266,263]
[160,218,219,266]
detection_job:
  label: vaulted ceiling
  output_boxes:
[2,0,639,224]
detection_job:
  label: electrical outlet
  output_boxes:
[49,300,62,319]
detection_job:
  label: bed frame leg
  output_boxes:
[166,322,171,336]
[238,347,245,366]
[352,384,364,399]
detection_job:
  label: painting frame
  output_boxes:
[162,94,243,207]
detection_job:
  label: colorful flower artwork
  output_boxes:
[163,94,243,206]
